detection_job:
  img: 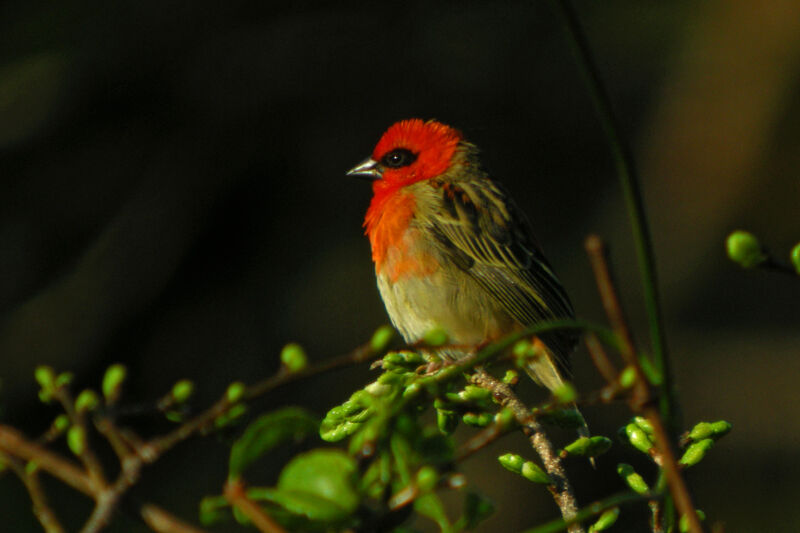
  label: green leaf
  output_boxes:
[229,407,319,478]
[463,491,495,529]
[274,448,359,521]
[414,493,451,532]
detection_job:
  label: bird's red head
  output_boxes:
[371,119,463,186]
[348,119,464,195]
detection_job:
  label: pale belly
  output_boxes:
[376,261,515,353]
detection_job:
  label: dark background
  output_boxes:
[1,1,799,531]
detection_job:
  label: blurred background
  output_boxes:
[1,0,799,530]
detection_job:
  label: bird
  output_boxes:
[347,118,580,410]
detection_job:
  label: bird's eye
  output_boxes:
[381,148,417,169]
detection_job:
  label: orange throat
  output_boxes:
[364,186,436,281]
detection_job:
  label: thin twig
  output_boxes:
[141,503,210,533]
[585,236,702,533]
[0,450,65,533]
[470,369,583,533]
[550,0,674,424]
[224,479,287,533]
[520,490,652,533]
[0,425,93,496]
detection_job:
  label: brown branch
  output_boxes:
[0,425,93,496]
[470,368,583,533]
[145,341,379,460]
[584,235,703,533]
[224,479,287,533]
[0,450,65,533]
[141,503,210,533]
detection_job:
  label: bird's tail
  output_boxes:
[524,338,594,466]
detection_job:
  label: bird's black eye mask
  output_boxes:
[380,148,417,169]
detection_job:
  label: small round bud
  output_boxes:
[423,327,449,347]
[726,230,766,268]
[679,438,714,468]
[494,407,516,429]
[679,510,706,533]
[619,366,636,388]
[498,453,524,473]
[625,422,654,455]
[590,507,620,531]
[171,380,194,403]
[75,390,100,413]
[370,325,395,352]
[521,461,552,484]
[102,364,127,404]
[280,343,308,373]
[416,466,438,492]
[791,242,800,275]
[617,463,649,495]
[53,414,70,433]
[563,436,612,458]
[226,382,246,403]
[34,366,55,390]
[67,426,86,456]
[502,369,519,385]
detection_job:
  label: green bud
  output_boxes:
[280,343,308,373]
[512,339,533,358]
[625,422,654,455]
[619,366,636,388]
[679,510,706,533]
[215,404,247,429]
[589,507,620,532]
[726,230,766,268]
[502,369,519,385]
[416,466,438,492]
[165,411,184,423]
[494,408,516,430]
[370,325,395,352]
[34,366,55,390]
[53,414,70,433]
[67,426,86,456]
[791,242,800,275]
[617,463,649,495]
[423,327,449,347]
[402,382,421,398]
[552,382,577,403]
[459,385,492,403]
[709,420,732,438]
[463,412,493,427]
[679,438,714,468]
[171,380,194,403]
[521,461,552,484]
[75,390,100,413]
[226,382,246,403]
[55,372,73,389]
[632,416,654,437]
[498,453,525,473]
[102,364,126,404]
[25,460,38,475]
[436,408,458,434]
[563,436,612,458]
[688,421,713,441]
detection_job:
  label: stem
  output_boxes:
[550,0,674,426]
[470,369,583,533]
[520,490,649,533]
[585,236,702,533]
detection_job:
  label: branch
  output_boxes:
[585,235,702,533]
[470,369,583,533]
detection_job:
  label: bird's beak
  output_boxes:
[346,157,382,181]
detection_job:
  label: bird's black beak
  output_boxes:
[346,157,382,181]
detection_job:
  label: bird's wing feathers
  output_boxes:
[424,178,577,372]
